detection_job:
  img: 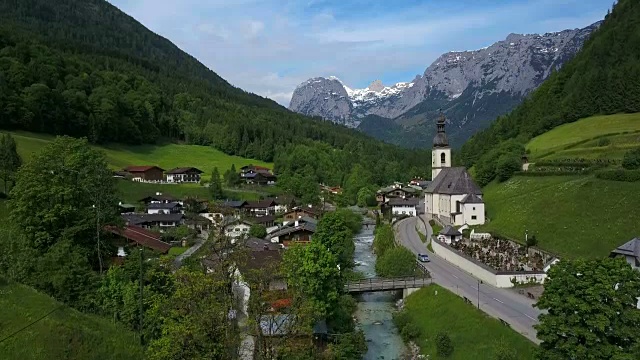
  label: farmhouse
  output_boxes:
[376,184,419,204]
[122,213,184,229]
[223,218,252,242]
[244,199,277,217]
[139,192,179,205]
[388,198,419,216]
[425,114,485,226]
[268,218,317,247]
[282,207,320,222]
[123,165,165,182]
[610,238,640,270]
[146,202,182,214]
[240,165,277,185]
[165,167,203,183]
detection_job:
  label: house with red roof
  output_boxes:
[123,165,165,182]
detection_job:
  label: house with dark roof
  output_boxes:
[247,214,276,228]
[610,238,640,270]
[425,113,485,226]
[122,213,184,229]
[245,199,277,217]
[139,192,179,205]
[388,198,419,217]
[438,225,462,244]
[165,167,203,183]
[123,166,165,182]
[268,220,317,247]
[147,202,182,215]
[282,207,320,222]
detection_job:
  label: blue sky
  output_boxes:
[108,0,612,106]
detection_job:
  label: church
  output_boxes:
[424,114,485,226]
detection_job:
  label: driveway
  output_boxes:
[395,217,541,344]
[173,231,208,269]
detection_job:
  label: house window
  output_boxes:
[440,152,446,165]
[471,215,477,220]
[473,207,476,210]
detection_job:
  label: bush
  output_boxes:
[373,224,395,257]
[375,247,416,277]
[596,137,611,147]
[436,332,454,357]
[496,154,522,182]
[526,234,538,248]
[249,224,267,238]
[622,148,640,170]
[595,169,640,182]
[400,322,421,341]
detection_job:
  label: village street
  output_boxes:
[173,231,208,269]
[395,217,542,344]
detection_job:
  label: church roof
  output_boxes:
[461,194,484,204]
[433,132,449,148]
[425,167,482,195]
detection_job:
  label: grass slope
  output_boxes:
[4,131,273,178]
[526,113,640,160]
[0,281,143,359]
[482,176,640,259]
[403,285,535,359]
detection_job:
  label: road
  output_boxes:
[173,231,208,269]
[395,217,542,344]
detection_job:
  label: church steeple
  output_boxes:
[433,112,449,148]
[431,112,451,179]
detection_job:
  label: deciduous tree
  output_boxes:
[0,133,22,194]
[209,166,224,200]
[535,258,640,360]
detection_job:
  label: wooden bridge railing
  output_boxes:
[345,275,432,293]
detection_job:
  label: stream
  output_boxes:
[353,226,406,359]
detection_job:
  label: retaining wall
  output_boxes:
[431,238,546,288]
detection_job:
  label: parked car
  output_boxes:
[418,253,430,262]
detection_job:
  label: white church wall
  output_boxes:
[463,203,485,225]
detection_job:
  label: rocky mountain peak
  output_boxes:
[368,80,385,92]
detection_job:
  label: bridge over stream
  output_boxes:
[345,275,431,294]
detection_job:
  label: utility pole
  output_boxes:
[139,247,144,345]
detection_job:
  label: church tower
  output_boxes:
[431,113,451,179]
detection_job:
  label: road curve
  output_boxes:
[395,217,541,344]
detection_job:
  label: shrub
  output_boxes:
[428,219,436,226]
[526,234,538,248]
[436,332,454,357]
[596,137,611,147]
[249,224,267,238]
[400,322,421,341]
[494,341,517,360]
[496,154,522,182]
[595,169,640,182]
[622,148,640,170]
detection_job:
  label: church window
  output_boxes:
[440,152,446,165]
[473,207,476,210]
[472,215,477,220]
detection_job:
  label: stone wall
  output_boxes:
[431,238,546,288]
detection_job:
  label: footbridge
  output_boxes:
[345,275,431,294]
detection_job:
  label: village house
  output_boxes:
[248,214,277,228]
[282,206,320,222]
[223,218,253,242]
[244,199,277,217]
[139,192,181,205]
[146,202,182,214]
[409,178,431,189]
[107,225,172,255]
[218,200,248,215]
[610,238,640,270]
[388,198,419,217]
[268,217,317,247]
[240,165,277,185]
[118,202,136,214]
[425,114,486,226]
[122,213,184,229]
[123,165,165,182]
[165,167,204,183]
[376,184,420,204]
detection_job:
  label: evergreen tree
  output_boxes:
[0,133,22,194]
[209,167,224,200]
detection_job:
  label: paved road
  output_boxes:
[395,217,541,344]
[173,231,208,269]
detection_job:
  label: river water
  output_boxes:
[353,227,406,359]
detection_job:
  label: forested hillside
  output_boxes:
[0,0,430,184]
[459,0,640,172]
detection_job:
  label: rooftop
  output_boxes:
[610,238,640,259]
[124,165,164,173]
[439,225,462,236]
[388,198,419,206]
[425,167,482,195]
[106,225,171,253]
[165,167,203,174]
[122,213,184,225]
[147,202,182,210]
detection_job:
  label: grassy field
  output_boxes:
[401,285,536,359]
[0,281,143,359]
[526,113,640,160]
[3,131,273,179]
[481,176,640,259]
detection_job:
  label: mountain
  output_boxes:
[460,0,640,169]
[0,0,431,185]
[289,22,601,148]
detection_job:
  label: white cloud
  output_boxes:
[108,0,610,106]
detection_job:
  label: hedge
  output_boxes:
[595,169,640,182]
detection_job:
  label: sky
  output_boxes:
[108,0,612,106]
